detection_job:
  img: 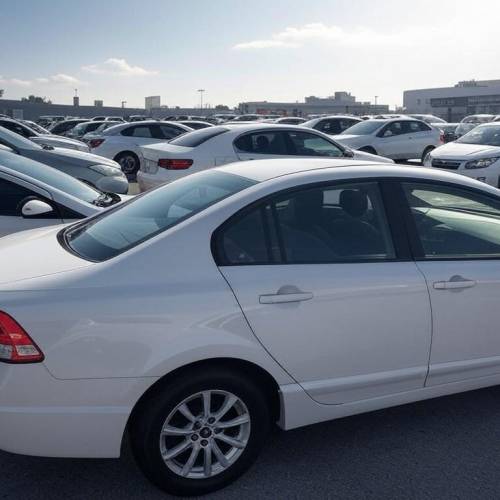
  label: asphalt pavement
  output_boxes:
[3,385,500,499]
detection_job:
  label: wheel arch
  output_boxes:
[124,357,282,448]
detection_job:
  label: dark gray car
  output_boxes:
[0,126,129,194]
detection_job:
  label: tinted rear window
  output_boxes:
[62,171,256,261]
[169,127,229,147]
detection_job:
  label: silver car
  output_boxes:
[0,126,129,194]
[0,117,89,152]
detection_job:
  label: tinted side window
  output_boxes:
[404,121,430,133]
[159,124,185,140]
[0,121,32,138]
[315,120,341,134]
[381,122,404,137]
[286,131,343,157]
[0,178,39,216]
[216,182,395,265]
[403,182,500,259]
[234,131,288,155]
[121,125,153,138]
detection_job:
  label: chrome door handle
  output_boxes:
[259,292,313,304]
[433,275,477,290]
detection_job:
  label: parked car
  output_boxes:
[0,118,89,152]
[2,159,500,496]
[333,118,443,161]
[424,122,500,187]
[37,115,65,128]
[432,123,459,143]
[455,121,478,138]
[128,115,149,122]
[176,120,214,130]
[231,114,262,122]
[0,126,128,194]
[272,117,307,125]
[137,124,393,191]
[49,119,89,136]
[91,116,125,122]
[21,120,51,134]
[81,121,123,142]
[409,114,447,124]
[302,115,363,135]
[66,121,112,140]
[0,149,129,237]
[461,114,495,124]
[88,121,192,175]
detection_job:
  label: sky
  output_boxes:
[1,0,500,109]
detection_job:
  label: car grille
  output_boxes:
[431,159,461,170]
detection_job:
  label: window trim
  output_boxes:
[396,178,500,262]
[211,178,411,266]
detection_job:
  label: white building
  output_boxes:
[404,80,500,122]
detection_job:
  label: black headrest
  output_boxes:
[255,135,270,150]
[340,190,368,217]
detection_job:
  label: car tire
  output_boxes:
[359,146,378,155]
[129,367,271,497]
[421,146,435,165]
[115,151,140,176]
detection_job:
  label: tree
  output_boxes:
[21,95,52,104]
[214,104,229,111]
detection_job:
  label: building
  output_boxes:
[0,98,146,121]
[239,91,389,117]
[404,80,500,122]
[145,96,161,111]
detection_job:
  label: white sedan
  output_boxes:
[424,122,500,187]
[2,159,500,495]
[0,147,128,237]
[88,121,193,176]
[332,118,443,161]
[137,124,393,191]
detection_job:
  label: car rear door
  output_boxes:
[401,180,500,386]
[374,121,411,159]
[233,130,290,161]
[0,175,62,237]
[214,179,432,404]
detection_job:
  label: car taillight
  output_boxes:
[439,133,445,144]
[0,311,44,363]
[89,139,105,148]
[158,159,193,170]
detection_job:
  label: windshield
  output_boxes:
[0,150,103,204]
[456,123,476,135]
[169,127,229,147]
[341,120,384,135]
[456,125,500,146]
[63,170,256,261]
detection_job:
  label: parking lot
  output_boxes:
[3,384,500,499]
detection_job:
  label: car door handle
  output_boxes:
[259,285,313,304]
[433,276,477,290]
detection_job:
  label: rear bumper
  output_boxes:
[0,363,158,458]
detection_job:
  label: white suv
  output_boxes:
[332,118,443,162]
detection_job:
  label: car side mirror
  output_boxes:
[21,199,54,218]
[344,148,354,158]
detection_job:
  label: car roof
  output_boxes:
[216,158,500,193]
[104,120,192,134]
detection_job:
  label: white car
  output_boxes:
[332,118,443,162]
[0,117,89,152]
[302,115,362,135]
[424,122,500,187]
[137,124,393,191]
[409,114,447,124]
[88,121,193,176]
[0,147,129,237]
[2,159,500,496]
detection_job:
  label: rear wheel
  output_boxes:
[130,368,271,496]
[115,151,140,176]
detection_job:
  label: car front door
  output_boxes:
[401,181,500,386]
[0,176,62,237]
[215,180,432,404]
[233,130,290,161]
[374,121,411,159]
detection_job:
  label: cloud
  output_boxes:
[233,22,435,50]
[82,58,158,76]
[0,74,81,88]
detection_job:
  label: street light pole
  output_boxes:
[197,89,205,111]
[374,95,378,106]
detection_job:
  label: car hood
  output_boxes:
[351,150,394,164]
[32,135,88,148]
[44,146,119,167]
[0,225,92,288]
[432,142,500,158]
